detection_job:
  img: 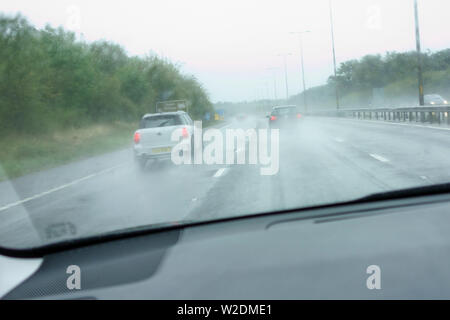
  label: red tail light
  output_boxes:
[296,113,302,119]
[134,132,140,144]
[270,116,277,121]
[182,127,189,138]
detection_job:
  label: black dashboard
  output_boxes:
[3,192,450,299]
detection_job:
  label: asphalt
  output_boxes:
[1,116,449,249]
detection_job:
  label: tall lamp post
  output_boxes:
[277,53,292,100]
[414,0,425,106]
[265,67,279,101]
[290,31,311,113]
[329,0,340,110]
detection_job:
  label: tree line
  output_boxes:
[0,14,214,135]
[290,49,450,108]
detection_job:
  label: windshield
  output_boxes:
[1,0,450,250]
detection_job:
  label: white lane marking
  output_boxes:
[334,137,345,143]
[0,163,126,213]
[335,118,450,132]
[369,154,390,163]
[220,123,233,129]
[212,122,232,129]
[213,168,227,178]
[377,121,450,131]
[420,175,429,180]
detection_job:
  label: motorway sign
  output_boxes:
[156,100,188,113]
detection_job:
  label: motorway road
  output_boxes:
[1,117,450,249]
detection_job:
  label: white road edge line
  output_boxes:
[0,163,127,213]
[213,168,227,178]
[369,153,390,163]
[336,117,450,131]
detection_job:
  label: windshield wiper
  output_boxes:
[352,182,450,203]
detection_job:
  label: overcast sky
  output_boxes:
[2,0,450,102]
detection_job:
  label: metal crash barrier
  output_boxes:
[309,106,450,125]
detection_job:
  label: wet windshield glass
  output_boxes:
[0,0,449,250]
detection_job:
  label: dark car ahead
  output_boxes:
[268,105,302,129]
[424,94,448,105]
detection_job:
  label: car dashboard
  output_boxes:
[2,192,450,299]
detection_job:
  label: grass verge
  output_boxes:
[0,122,137,181]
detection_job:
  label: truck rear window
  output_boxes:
[140,115,183,128]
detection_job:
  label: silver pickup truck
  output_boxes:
[133,111,195,170]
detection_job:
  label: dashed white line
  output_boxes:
[369,153,390,163]
[217,123,233,129]
[334,137,345,143]
[213,168,227,178]
[0,163,126,213]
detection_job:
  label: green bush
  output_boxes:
[0,14,214,136]
[290,50,450,109]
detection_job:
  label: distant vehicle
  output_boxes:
[235,113,247,121]
[133,111,194,170]
[267,105,302,129]
[424,94,448,105]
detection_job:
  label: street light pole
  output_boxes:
[283,55,289,99]
[329,0,340,110]
[290,31,311,113]
[278,53,292,100]
[414,0,425,106]
[266,67,278,100]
